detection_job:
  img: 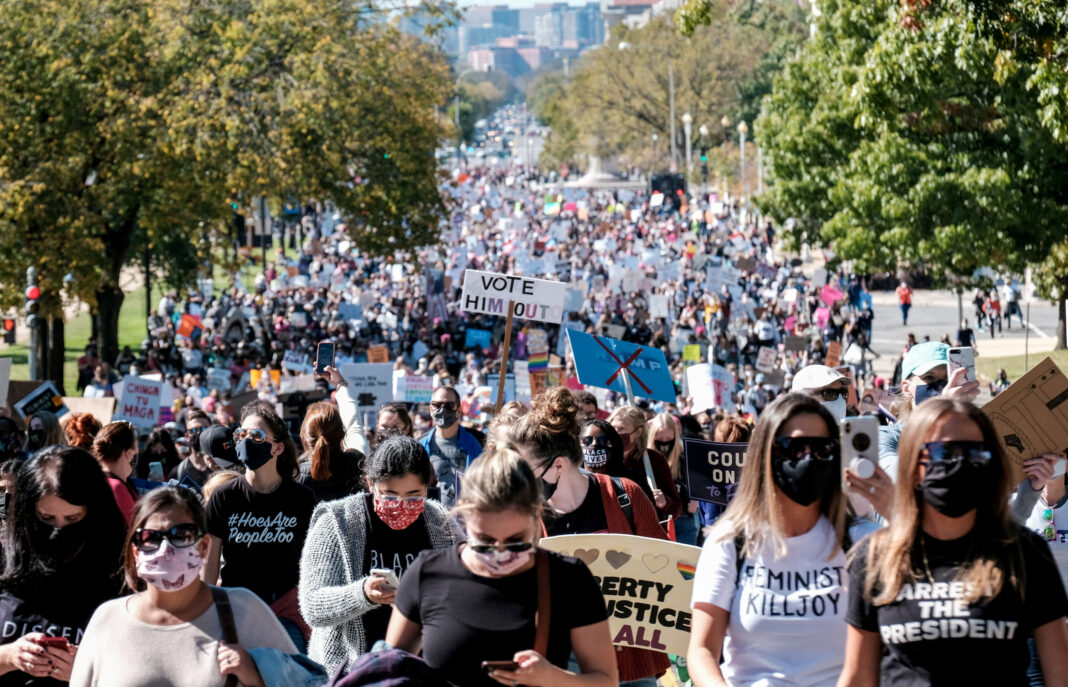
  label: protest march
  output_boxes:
[0,118,1066,687]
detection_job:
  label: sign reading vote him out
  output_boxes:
[684,439,747,507]
[460,269,567,324]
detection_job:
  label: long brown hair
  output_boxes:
[92,421,137,467]
[122,486,207,592]
[300,402,346,481]
[863,399,1021,605]
[709,393,846,560]
[240,403,299,480]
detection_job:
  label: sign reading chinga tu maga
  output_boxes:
[460,269,567,324]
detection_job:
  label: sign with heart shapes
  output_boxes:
[539,533,701,656]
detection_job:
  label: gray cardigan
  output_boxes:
[297,492,463,673]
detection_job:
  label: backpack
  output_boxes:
[608,476,636,534]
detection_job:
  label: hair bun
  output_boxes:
[529,387,581,437]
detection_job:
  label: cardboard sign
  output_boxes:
[784,335,809,353]
[538,534,701,656]
[464,328,493,351]
[687,364,736,414]
[0,357,10,409]
[367,345,390,364]
[825,341,842,368]
[282,351,311,373]
[14,382,68,420]
[340,363,394,409]
[62,397,116,425]
[982,357,1068,484]
[206,368,232,394]
[685,440,747,506]
[460,269,567,324]
[755,346,777,373]
[115,377,162,429]
[567,330,676,404]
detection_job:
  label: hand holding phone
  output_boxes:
[947,347,976,383]
[35,637,69,650]
[839,416,879,490]
[315,341,335,375]
[481,660,520,673]
[370,568,399,592]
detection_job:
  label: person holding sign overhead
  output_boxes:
[839,399,1068,686]
[688,393,849,687]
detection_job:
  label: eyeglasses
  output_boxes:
[234,428,269,443]
[922,441,993,465]
[580,435,611,448]
[373,488,425,504]
[771,436,839,463]
[468,539,535,555]
[186,426,205,438]
[134,524,203,552]
[816,388,849,402]
[430,401,459,412]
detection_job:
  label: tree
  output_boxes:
[756,0,1068,349]
[1033,241,1068,350]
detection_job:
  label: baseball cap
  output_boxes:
[791,365,850,392]
[199,425,237,468]
[901,342,949,380]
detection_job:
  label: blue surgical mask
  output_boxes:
[913,379,947,405]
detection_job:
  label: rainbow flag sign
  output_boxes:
[528,350,548,372]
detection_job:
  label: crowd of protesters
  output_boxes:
[0,141,1063,686]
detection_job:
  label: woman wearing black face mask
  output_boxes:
[578,420,653,505]
[840,399,1068,686]
[689,394,849,687]
[202,404,316,652]
[23,413,62,456]
[0,446,125,684]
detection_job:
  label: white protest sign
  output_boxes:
[404,375,433,404]
[115,376,163,429]
[206,368,232,394]
[648,295,669,320]
[460,269,567,324]
[539,534,700,656]
[514,361,531,403]
[340,363,394,409]
[279,374,317,394]
[282,351,311,373]
[755,346,777,373]
[686,364,736,414]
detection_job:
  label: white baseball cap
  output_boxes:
[791,365,850,392]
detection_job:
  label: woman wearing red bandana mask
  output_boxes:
[297,435,462,674]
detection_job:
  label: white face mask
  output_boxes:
[822,397,847,422]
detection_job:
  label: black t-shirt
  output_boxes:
[168,458,213,488]
[360,494,431,645]
[846,527,1068,686]
[205,477,316,602]
[298,450,363,504]
[395,547,608,687]
[545,476,608,536]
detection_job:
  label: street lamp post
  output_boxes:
[738,120,749,200]
[681,112,693,174]
[698,124,709,193]
[720,116,730,197]
[619,42,677,171]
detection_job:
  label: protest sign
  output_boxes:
[269,369,281,388]
[763,370,786,390]
[820,284,845,307]
[279,375,317,394]
[176,314,203,339]
[465,328,493,351]
[283,351,311,373]
[206,368,232,393]
[558,320,584,357]
[0,357,10,409]
[367,345,390,363]
[825,341,842,368]
[982,358,1068,485]
[648,295,669,320]
[115,377,162,429]
[682,345,702,367]
[604,324,626,340]
[782,288,799,303]
[685,439,747,506]
[404,375,433,404]
[460,269,567,324]
[337,302,364,323]
[687,364,736,413]
[340,363,394,409]
[14,382,68,421]
[755,346,777,373]
[486,373,515,406]
[736,257,756,273]
[784,335,808,352]
[412,341,430,362]
[538,534,700,656]
[63,397,116,425]
[290,311,308,328]
[515,361,531,402]
[567,330,676,404]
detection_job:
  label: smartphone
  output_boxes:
[148,461,165,482]
[370,568,399,592]
[947,346,976,384]
[481,660,520,672]
[36,637,69,650]
[315,341,335,374]
[839,416,879,490]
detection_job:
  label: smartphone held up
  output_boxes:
[840,416,878,491]
[315,341,335,375]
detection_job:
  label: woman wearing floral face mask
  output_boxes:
[387,445,618,687]
[298,435,461,674]
[70,486,296,687]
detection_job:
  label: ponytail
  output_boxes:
[299,402,345,483]
[311,435,332,481]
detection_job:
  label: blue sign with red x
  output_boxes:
[566,329,677,404]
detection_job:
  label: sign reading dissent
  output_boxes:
[460,269,566,324]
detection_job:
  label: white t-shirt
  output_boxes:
[690,517,847,687]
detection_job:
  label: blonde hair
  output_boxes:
[648,412,682,479]
[709,393,846,560]
[608,406,648,464]
[485,401,530,450]
[863,399,1021,605]
[202,469,243,503]
[452,442,542,522]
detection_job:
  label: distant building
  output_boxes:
[467,46,532,77]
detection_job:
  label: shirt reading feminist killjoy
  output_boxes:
[847,528,1068,686]
[206,477,316,602]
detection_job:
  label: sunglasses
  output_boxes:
[816,388,849,402]
[771,436,839,463]
[430,401,459,412]
[134,524,203,552]
[185,426,205,438]
[234,428,269,443]
[468,539,535,555]
[374,488,425,504]
[580,436,611,448]
[922,441,993,465]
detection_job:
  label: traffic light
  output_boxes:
[25,274,40,330]
[2,318,14,344]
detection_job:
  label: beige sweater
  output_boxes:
[70,587,296,687]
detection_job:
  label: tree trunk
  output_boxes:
[96,285,125,366]
[1057,288,1067,350]
[48,316,65,395]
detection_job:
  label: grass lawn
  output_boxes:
[976,347,1068,381]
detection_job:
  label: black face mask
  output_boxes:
[654,440,676,456]
[539,465,559,500]
[26,430,45,452]
[919,457,996,518]
[32,518,87,562]
[236,439,274,471]
[772,453,838,507]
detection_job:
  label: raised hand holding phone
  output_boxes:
[315,341,335,375]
